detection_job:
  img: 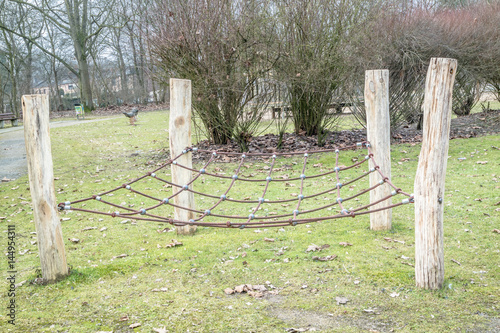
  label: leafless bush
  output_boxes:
[273,0,366,145]
[147,0,278,150]
[348,0,500,127]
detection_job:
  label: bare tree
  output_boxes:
[1,0,121,111]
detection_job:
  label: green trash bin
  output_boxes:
[75,104,84,120]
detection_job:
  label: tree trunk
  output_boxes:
[24,41,33,95]
[114,29,129,104]
[0,72,4,113]
[77,54,94,111]
[52,60,63,110]
[8,56,19,117]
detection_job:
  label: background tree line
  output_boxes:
[1,0,499,149]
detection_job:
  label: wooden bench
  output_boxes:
[0,113,19,128]
[271,102,357,119]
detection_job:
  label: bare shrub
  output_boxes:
[273,0,365,145]
[348,0,500,127]
[147,0,277,150]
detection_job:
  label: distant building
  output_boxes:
[34,79,79,97]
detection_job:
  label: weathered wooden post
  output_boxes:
[364,69,392,230]
[22,94,68,283]
[169,79,197,235]
[414,58,457,289]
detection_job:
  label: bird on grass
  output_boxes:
[123,108,139,125]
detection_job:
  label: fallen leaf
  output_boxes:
[252,285,267,292]
[82,227,97,231]
[339,242,352,247]
[119,315,129,321]
[312,255,337,261]
[493,229,500,234]
[165,239,183,248]
[153,327,168,333]
[224,288,234,295]
[306,244,320,252]
[390,292,399,297]
[15,280,26,288]
[68,238,80,243]
[335,296,349,305]
[113,254,128,259]
[451,259,461,265]
[264,238,275,242]
[151,287,169,292]
[129,323,141,329]
[476,161,488,165]
[285,328,308,333]
[234,284,248,294]
[248,291,264,298]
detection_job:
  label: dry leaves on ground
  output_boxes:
[306,244,330,252]
[224,284,271,298]
[164,239,183,248]
[312,255,337,262]
[335,296,349,305]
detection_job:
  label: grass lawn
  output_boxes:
[1,110,499,332]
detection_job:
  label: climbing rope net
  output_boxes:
[58,141,414,229]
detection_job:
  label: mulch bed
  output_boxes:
[196,109,500,155]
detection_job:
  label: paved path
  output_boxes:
[0,118,113,181]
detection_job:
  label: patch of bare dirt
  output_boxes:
[267,306,395,332]
[196,110,500,155]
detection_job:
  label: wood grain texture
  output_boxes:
[169,79,197,235]
[365,70,392,230]
[414,58,457,289]
[22,94,68,283]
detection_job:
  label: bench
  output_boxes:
[271,102,357,119]
[0,113,19,128]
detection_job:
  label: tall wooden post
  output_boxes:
[169,79,196,235]
[414,58,457,289]
[22,95,68,283]
[365,69,392,230]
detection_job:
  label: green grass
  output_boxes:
[473,100,500,114]
[0,110,499,332]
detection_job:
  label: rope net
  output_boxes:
[58,141,414,229]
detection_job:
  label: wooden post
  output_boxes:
[414,58,457,289]
[22,95,68,283]
[169,79,197,235]
[364,69,392,230]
